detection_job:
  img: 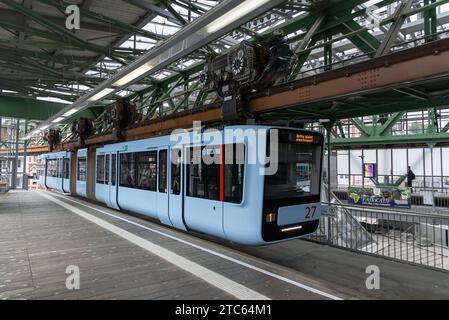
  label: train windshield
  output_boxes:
[264,130,322,200]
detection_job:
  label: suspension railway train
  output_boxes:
[38,125,324,245]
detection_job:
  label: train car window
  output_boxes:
[111,154,116,186]
[77,157,87,181]
[264,130,322,200]
[224,144,245,204]
[96,155,105,184]
[120,153,136,188]
[204,146,220,201]
[47,159,58,177]
[186,147,206,198]
[51,160,56,177]
[158,150,167,193]
[63,158,70,179]
[186,146,220,201]
[105,154,110,184]
[171,149,181,195]
[136,151,157,191]
[58,159,63,178]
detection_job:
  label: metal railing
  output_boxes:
[306,203,449,272]
[332,187,449,208]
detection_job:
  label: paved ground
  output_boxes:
[1,190,449,300]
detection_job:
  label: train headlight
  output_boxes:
[266,213,276,223]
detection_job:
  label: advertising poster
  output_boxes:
[348,187,412,208]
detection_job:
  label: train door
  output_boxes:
[62,157,70,193]
[59,158,64,192]
[109,153,119,210]
[44,158,48,188]
[103,154,111,207]
[168,148,186,230]
[183,145,224,238]
[104,153,119,210]
[157,148,170,226]
[62,157,67,193]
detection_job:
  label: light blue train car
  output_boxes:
[92,125,324,245]
[39,125,324,245]
[39,151,71,193]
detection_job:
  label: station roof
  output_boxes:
[0,0,219,103]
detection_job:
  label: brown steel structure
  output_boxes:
[249,39,449,117]
[57,38,449,149]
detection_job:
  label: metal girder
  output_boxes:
[33,0,166,41]
[340,19,380,54]
[0,46,98,65]
[32,0,288,134]
[377,112,405,136]
[427,107,439,133]
[0,96,66,120]
[86,106,222,146]
[0,145,49,156]
[0,8,127,35]
[160,0,187,25]
[0,0,126,64]
[288,15,325,80]
[331,132,449,148]
[350,118,371,137]
[248,38,449,117]
[52,37,449,149]
[121,0,181,26]
[424,0,438,42]
[6,0,449,141]
[375,0,414,57]
[442,122,449,133]
[0,95,96,120]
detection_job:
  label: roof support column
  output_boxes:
[424,0,438,42]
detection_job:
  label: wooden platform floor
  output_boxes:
[1,190,449,300]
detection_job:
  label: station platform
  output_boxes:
[1,190,449,300]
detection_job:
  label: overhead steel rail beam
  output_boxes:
[248,38,449,117]
[25,0,288,139]
[0,145,49,156]
[60,37,449,149]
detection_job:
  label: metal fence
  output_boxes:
[306,203,449,272]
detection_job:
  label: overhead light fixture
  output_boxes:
[113,63,154,87]
[63,108,80,117]
[52,117,65,123]
[205,0,271,34]
[88,88,115,102]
